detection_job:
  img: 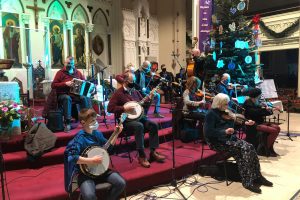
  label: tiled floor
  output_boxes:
[125,112,300,200]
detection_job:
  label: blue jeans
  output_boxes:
[79,172,126,200]
[144,92,161,114]
[58,94,91,123]
[123,117,159,155]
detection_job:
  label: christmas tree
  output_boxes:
[205,0,259,87]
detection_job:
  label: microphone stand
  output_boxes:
[99,69,108,129]
[171,52,184,96]
[169,98,187,200]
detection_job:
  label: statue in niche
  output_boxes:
[73,23,86,68]
[50,20,64,68]
[2,13,21,68]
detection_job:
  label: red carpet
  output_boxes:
[1,105,223,199]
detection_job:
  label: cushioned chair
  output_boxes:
[200,127,234,186]
[69,175,127,200]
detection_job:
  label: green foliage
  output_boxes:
[0,101,23,128]
[207,0,257,86]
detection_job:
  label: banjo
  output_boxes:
[124,82,163,121]
[79,113,127,178]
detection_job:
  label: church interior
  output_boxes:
[0,0,300,199]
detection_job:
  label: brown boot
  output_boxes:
[149,151,166,163]
[138,157,150,168]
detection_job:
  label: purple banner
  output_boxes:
[199,0,213,53]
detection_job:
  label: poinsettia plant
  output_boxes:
[0,101,23,128]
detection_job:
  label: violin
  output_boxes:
[221,109,248,125]
[195,89,214,100]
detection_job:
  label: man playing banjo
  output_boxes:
[64,108,126,200]
[108,72,166,168]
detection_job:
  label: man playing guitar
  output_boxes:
[108,71,166,168]
[51,56,92,132]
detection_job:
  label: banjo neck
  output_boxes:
[139,83,162,105]
[103,113,127,150]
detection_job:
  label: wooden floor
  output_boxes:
[125,111,300,200]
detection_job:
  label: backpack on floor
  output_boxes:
[24,122,57,159]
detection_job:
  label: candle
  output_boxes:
[26,56,28,63]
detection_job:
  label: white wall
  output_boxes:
[157,0,186,76]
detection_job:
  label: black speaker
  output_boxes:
[46,110,64,132]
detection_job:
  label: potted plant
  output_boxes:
[0,101,23,140]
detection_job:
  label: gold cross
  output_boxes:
[26,0,45,30]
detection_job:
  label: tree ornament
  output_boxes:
[245,56,252,64]
[212,51,217,61]
[237,1,246,11]
[219,25,223,34]
[217,59,225,68]
[230,7,237,15]
[210,38,216,48]
[229,22,236,31]
[219,41,223,55]
[228,60,235,70]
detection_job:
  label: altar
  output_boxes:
[0,82,20,103]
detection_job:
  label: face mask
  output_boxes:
[89,121,99,130]
[127,82,135,88]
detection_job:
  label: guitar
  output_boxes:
[79,113,128,178]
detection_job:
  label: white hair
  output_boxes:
[211,93,230,109]
[222,73,230,79]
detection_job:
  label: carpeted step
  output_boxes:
[3,140,220,200]
[2,112,172,153]
[3,127,173,171]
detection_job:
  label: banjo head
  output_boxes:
[124,101,144,121]
[80,146,110,178]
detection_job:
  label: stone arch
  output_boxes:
[0,0,24,13]
[47,0,68,20]
[71,4,89,23]
[92,8,109,26]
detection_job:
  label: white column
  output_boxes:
[111,0,123,75]
[21,13,32,96]
[298,19,300,97]
[43,18,51,79]
[86,23,94,71]
[192,0,199,38]
[65,20,74,57]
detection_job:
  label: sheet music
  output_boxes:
[259,79,278,99]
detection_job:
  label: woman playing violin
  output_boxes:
[182,76,207,120]
[204,93,273,193]
[243,88,280,157]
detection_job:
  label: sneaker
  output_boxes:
[149,151,165,163]
[153,113,164,118]
[64,124,71,133]
[256,176,273,187]
[138,157,150,168]
[244,185,262,193]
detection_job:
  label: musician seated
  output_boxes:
[159,64,174,103]
[204,93,273,193]
[107,72,166,168]
[182,76,206,120]
[243,88,280,157]
[51,56,92,132]
[174,68,186,95]
[64,108,126,200]
[135,61,164,118]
